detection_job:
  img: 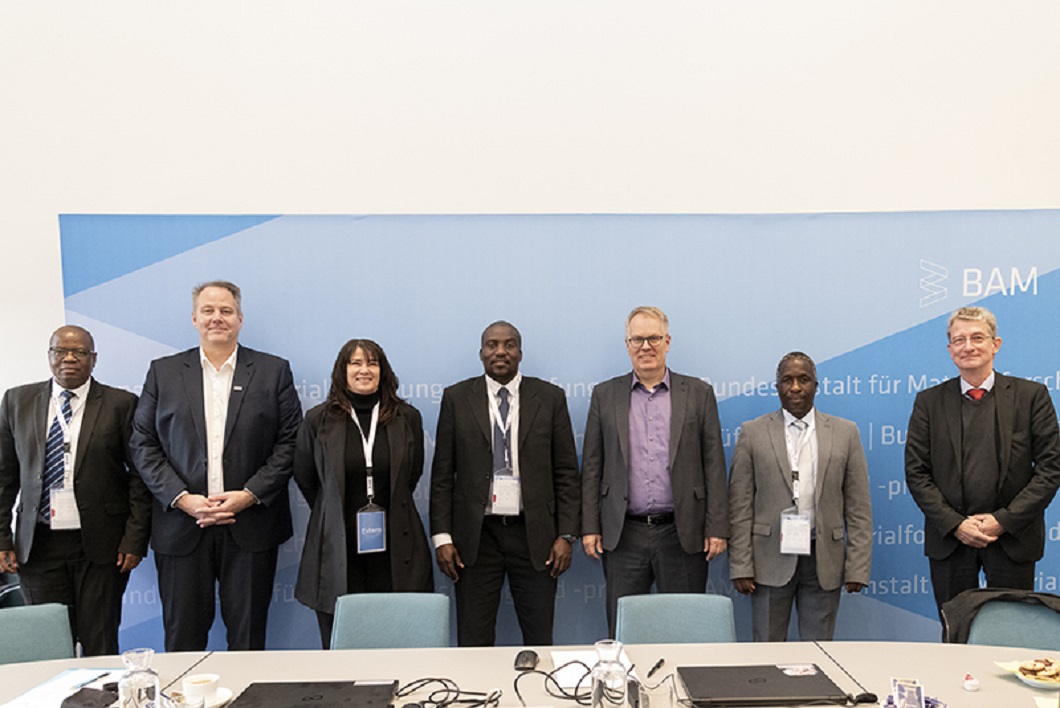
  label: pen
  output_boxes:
[646,659,665,679]
[75,672,111,689]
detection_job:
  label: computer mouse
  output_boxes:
[514,649,540,671]
[852,692,878,704]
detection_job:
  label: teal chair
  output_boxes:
[615,594,736,644]
[331,593,450,649]
[967,600,1060,651]
[0,603,75,664]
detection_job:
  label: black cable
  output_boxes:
[398,677,501,708]
[812,641,878,705]
[513,660,595,706]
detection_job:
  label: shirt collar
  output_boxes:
[486,371,522,398]
[51,377,91,401]
[200,345,239,373]
[960,370,995,395]
[782,406,816,428]
[630,368,671,392]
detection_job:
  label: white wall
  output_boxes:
[2,1,1059,390]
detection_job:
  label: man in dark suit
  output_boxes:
[582,306,729,636]
[0,325,150,655]
[430,321,580,646]
[906,306,1060,615]
[729,352,873,641]
[131,281,302,651]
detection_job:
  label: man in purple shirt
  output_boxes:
[581,306,729,635]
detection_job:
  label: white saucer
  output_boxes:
[201,687,234,708]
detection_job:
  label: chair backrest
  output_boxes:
[0,574,25,608]
[616,594,736,644]
[331,593,450,649]
[967,600,1060,651]
[0,603,75,664]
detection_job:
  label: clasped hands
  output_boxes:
[954,513,1005,548]
[176,490,256,528]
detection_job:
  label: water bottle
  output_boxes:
[591,639,628,708]
[119,647,161,708]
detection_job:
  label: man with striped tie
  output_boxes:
[906,306,1060,616]
[0,326,150,655]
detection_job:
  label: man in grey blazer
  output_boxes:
[906,306,1060,615]
[729,352,872,641]
[582,306,729,636]
[0,326,151,655]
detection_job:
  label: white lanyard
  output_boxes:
[349,403,380,500]
[54,395,76,487]
[787,419,814,504]
[488,388,514,468]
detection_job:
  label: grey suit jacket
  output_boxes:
[728,408,872,591]
[905,372,1060,563]
[0,379,151,565]
[429,375,580,570]
[581,371,729,554]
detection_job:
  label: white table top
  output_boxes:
[2,642,1058,707]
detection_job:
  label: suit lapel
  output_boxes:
[943,378,963,479]
[518,380,540,450]
[225,349,256,447]
[616,375,632,468]
[767,411,794,494]
[30,383,50,481]
[74,380,104,476]
[814,411,833,500]
[387,414,406,496]
[994,372,1014,484]
[668,375,687,469]
[467,377,491,446]
[181,350,207,451]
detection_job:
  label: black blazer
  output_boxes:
[0,379,151,564]
[905,372,1060,563]
[130,347,302,555]
[293,401,433,613]
[430,375,580,571]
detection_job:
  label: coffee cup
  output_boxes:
[182,673,221,703]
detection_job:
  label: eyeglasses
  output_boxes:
[49,347,94,360]
[627,335,665,348]
[948,334,992,347]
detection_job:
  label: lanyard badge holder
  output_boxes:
[50,402,81,530]
[489,394,521,516]
[780,423,812,556]
[351,404,386,554]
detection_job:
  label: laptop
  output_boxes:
[227,680,398,708]
[676,664,848,707]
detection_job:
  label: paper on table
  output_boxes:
[1033,697,1059,708]
[0,667,122,708]
[549,649,635,689]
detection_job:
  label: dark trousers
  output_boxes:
[601,518,707,637]
[455,515,557,647]
[19,524,129,656]
[929,542,1035,616]
[155,525,278,652]
[750,544,840,642]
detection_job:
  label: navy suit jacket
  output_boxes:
[130,346,302,555]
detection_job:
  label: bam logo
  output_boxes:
[964,266,1038,297]
[919,260,948,307]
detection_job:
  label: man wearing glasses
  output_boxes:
[581,306,729,636]
[906,306,1060,615]
[0,326,151,655]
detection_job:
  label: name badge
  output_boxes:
[356,506,387,554]
[780,507,811,556]
[490,474,521,516]
[49,488,81,530]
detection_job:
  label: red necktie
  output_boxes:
[967,388,986,401]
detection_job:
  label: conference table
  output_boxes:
[1,641,1058,707]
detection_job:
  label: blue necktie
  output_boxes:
[40,390,74,522]
[493,387,510,472]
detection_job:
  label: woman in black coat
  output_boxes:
[293,338,433,648]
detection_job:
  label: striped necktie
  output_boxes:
[40,390,74,522]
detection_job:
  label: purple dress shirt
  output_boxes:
[627,370,674,515]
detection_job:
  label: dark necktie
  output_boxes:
[966,388,986,401]
[493,387,510,472]
[41,390,75,522]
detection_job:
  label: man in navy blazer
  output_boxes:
[906,306,1060,615]
[131,281,302,651]
[0,326,150,655]
[581,306,729,636]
